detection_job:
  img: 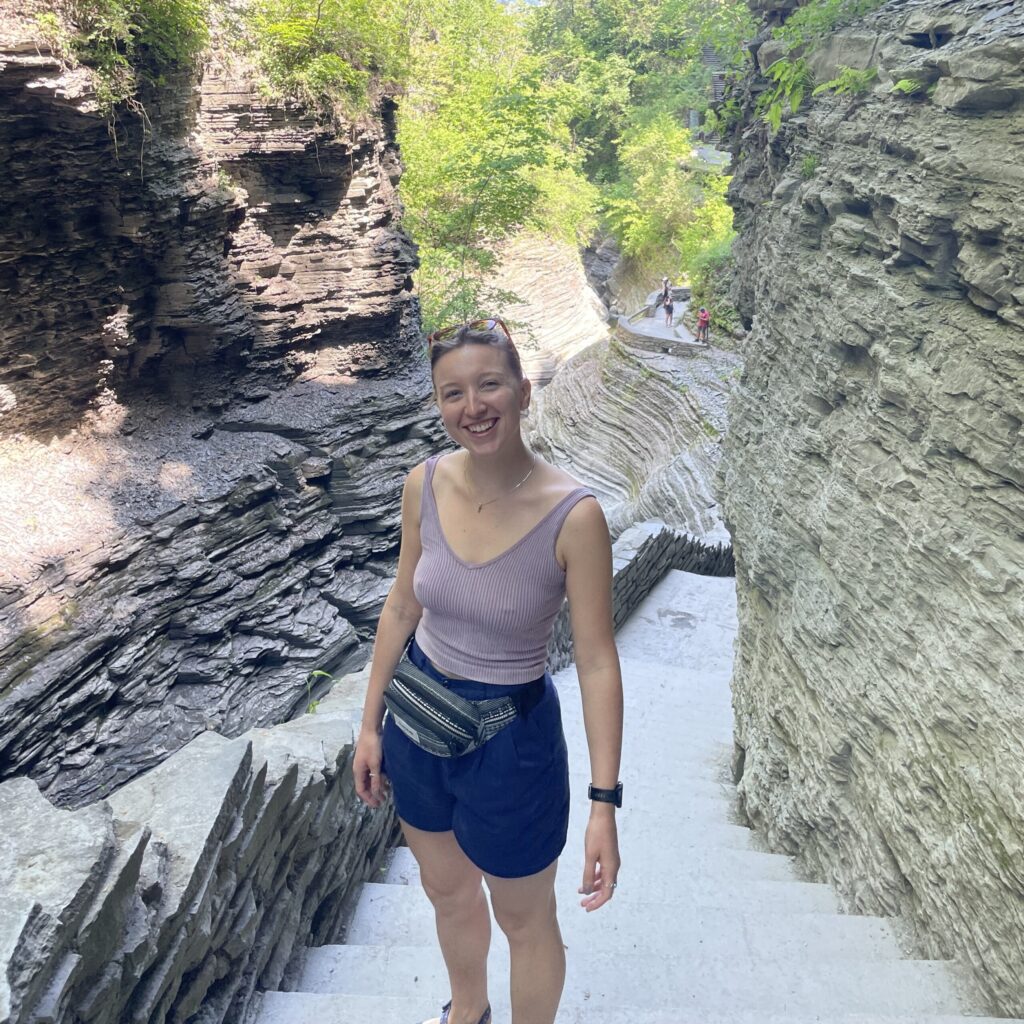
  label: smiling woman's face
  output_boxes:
[432,343,531,453]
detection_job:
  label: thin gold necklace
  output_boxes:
[466,455,536,513]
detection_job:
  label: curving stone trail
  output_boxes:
[254,570,1006,1024]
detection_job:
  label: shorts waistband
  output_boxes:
[408,637,546,705]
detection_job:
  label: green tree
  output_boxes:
[398,0,596,328]
[602,114,732,281]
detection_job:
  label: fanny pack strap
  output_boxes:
[385,645,544,757]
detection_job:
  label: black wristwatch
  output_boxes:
[588,782,623,808]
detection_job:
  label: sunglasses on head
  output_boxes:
[427,317,514,349]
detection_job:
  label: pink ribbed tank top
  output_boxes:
[413,454,596,685]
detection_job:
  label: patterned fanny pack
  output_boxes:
[383,651,539,758]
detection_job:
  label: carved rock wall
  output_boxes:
[529,330,738,542]
[488,234,612,385]
[721,0,1024,1012]
[0,38,441,807]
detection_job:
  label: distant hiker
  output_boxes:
[696,307,711,344]
[659,278,674,325]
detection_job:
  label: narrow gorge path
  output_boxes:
[628,290,705,347]
[255,571,1006,1024]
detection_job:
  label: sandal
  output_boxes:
[424,1001,492,1024]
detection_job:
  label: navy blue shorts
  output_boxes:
[381,638,570,879]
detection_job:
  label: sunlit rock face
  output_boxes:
[529,332,738,542]
[721,0,1024,1011]
[494,237,737,542]
[0,36,440,805]
[489,234,612,386]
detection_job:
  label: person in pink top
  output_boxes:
[354,318,624,1024]
[696,306,711,344]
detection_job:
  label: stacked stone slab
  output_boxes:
[0,682,396,1024]
[528,339,739,541]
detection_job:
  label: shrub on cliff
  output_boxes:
[688,234,741,335]
[37,0,209,114]
[398,0,597,329]
[603,114,734,284]
[247,0,411,115]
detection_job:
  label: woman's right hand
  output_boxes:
[353,729,387,807]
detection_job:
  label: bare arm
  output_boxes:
[559,497,623,911]
[354,463,426,807]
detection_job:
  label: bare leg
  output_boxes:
[402,821,491,1024]
[487,860,564,1024]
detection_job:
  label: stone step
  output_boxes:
[559,709,733,738]
[563,792,744,836]
[559,668,736,709]
[349,877,905,962]
[257,992,1004,1024]
[296,944,966,1016]
[345,880,843,948]
[383,840,797,887]
[557,667,734,712]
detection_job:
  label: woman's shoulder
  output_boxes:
[403,458,433,498]
[534,458,590,500]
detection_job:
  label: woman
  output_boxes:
[659,277,674,327]
[353,318,623,1024]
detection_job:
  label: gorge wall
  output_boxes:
[529,328,738,543]
[489,233,612,386]
[0,29,442,807]
[721,0,1024,1011]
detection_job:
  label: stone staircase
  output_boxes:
[255,570,1004,1024]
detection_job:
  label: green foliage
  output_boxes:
[775,0,887,50]
[892,77,927,96]
[756,57,814,134]
[527,0,755,180]
[800,153,820,179]
[40,0,209,115]
[398,0,597,329]
[756,0,884,132]
[602,115,735,282]
[812,65,878,96]
[702,97,742,136]
[688,234,741,333]
[247,0,411,115]
[305,669,333,714]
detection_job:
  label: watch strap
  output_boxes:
[588,782,623,808]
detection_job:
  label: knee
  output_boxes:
[421,872,484,919]
[492,891,557,945]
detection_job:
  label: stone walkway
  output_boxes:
[255,570,1005,1024]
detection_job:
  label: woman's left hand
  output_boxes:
[578,811,620,912]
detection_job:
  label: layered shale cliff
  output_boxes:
[0,33,441,806]
[721,0,1024,1011]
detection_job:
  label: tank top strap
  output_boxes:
[420,454,444,532]
[536,487,596,545]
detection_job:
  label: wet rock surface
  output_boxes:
[0,37,441,806]
[721,0,1024,1012]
